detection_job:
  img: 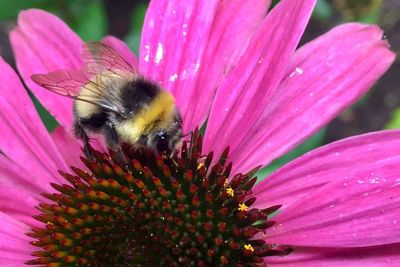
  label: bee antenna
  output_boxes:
[182,132,192,138]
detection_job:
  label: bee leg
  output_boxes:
[169,151,179,167]
[74,120,94,160]
[104,121,129,170]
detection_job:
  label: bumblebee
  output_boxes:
[32,42,182,162]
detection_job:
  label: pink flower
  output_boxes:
[1,0,398,265]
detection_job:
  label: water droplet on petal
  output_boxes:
[155,43,164,64]
[144,44,150,62]
[369,177,381,184]
[149,19,155,28]
[295,67,303,74]
[169,73,179,82]
[182,24,188,36]
[289,67,304,77]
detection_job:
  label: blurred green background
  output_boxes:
[0,0,398,178]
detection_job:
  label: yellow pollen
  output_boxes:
[244,244,254,252]
[238,203,248,211]
[226,187,234,197]
[197,162,205,170]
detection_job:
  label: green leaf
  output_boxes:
[358,11,380,24]
[74,0,107,41]
[313,0,333,21]
[255,128,327,181]
[65,0,108,41]
[124,2,148,54]
[2,0,108,40]
[0,0,52,19]
[30,93,59,132]
[385,108,400,129]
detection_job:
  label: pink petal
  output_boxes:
[51,127,86,170]
[0,155,43,193]
[258,134,400,247]
[0,184,40,227]
[177,0,271,131]
[269,180,400,247]
[266,245,400,266]
[102,35,139,69]
[0,58,66,186]
[203,0,316,162]
[0,156,48,194]
[0,212,33,265]
[10,9,83,130]
[235,23,396,173]
[253,130,400,209]
[140,1,270,132]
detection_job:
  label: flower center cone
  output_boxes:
[27,130,289,266]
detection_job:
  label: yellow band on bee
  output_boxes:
[116,90,176,143]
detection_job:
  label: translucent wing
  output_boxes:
[31,42,139,116]
[83,42,137,75]
[32,69,128,115]
[31,69,87,98]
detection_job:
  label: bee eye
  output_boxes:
[156,132,170,153]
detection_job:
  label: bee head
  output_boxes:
[152,127,182,156]
[155,131,171,154]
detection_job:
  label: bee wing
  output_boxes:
[31,69,87,98]
[31,69,128,115]
[83,42,138,75]
[31,42,137,116]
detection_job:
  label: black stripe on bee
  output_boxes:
[79,112,108,132]
[121,79,160,114]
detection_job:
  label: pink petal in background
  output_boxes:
[253,130,400,209]
[51,127,86,170]
[267,170,400,247]
[10,9,83,130]
[235,23,396,173]
[0,58,66,187]
[0,212,33,266]
[267,245,400,266]
[178,0,271,131]
[203,0,316,164]
[101,35,139,69]
[0,156,50,194]
[257,134,400,247]
[0,184,40,227]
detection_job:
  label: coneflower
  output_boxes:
[1,0,398,265]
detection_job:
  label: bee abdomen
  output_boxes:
[80,112,108,132]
